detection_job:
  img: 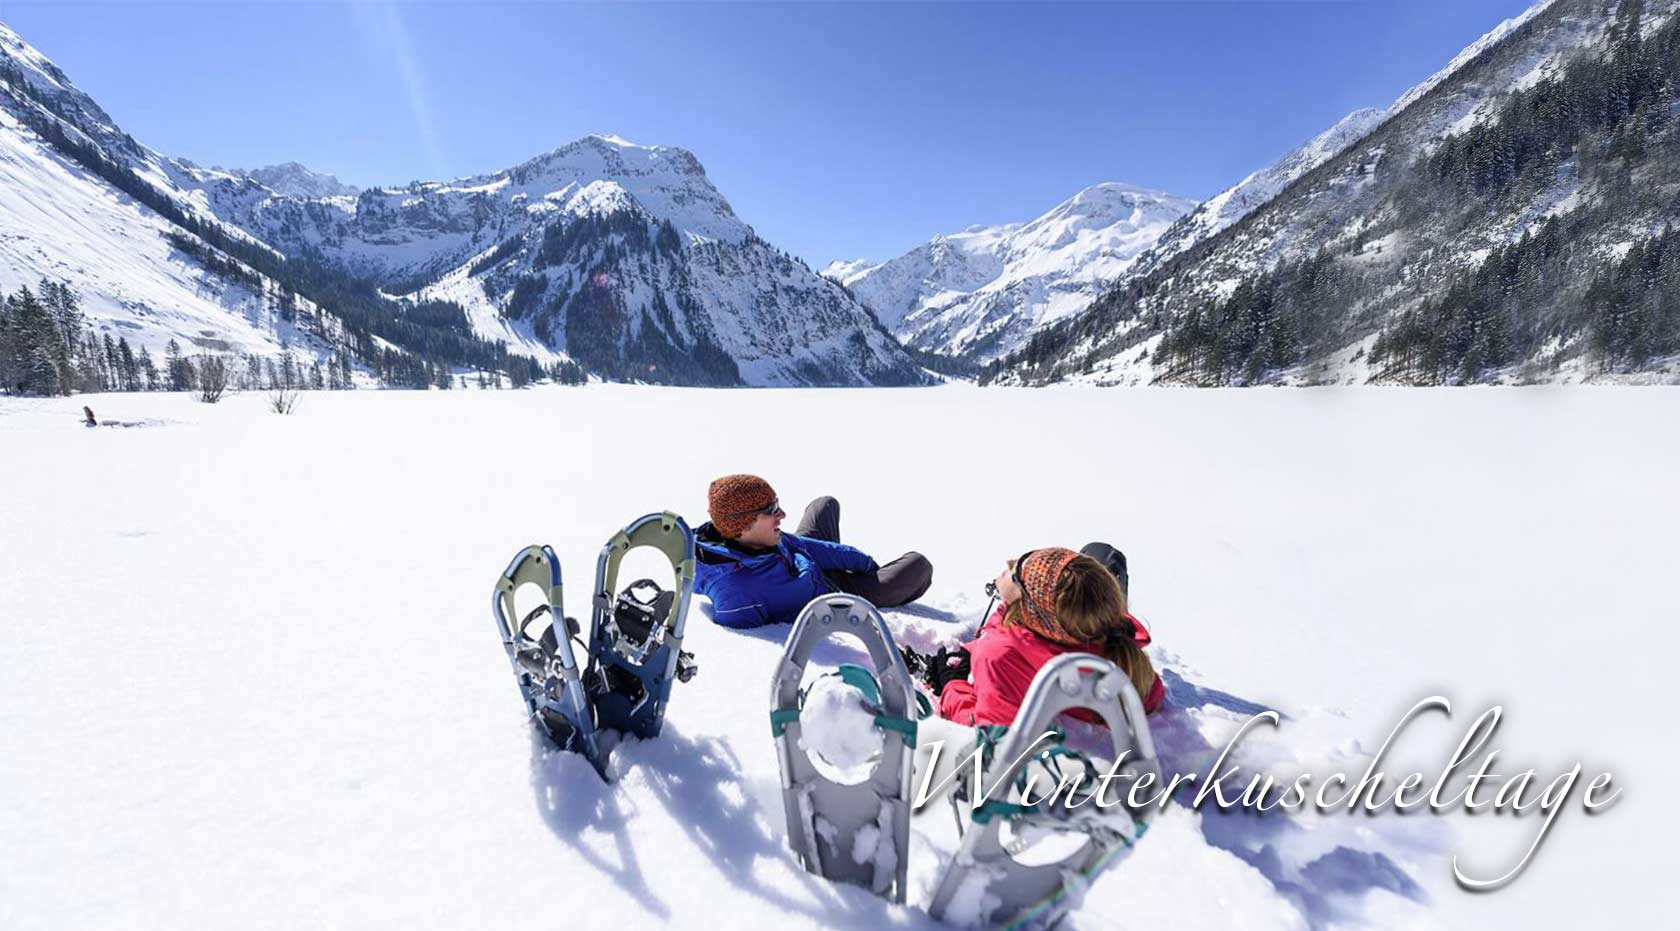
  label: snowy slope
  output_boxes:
[1384,0,1561,117]
[0,22,335,362]
[1,386,1669,930]
[1123,1,1561,287]
[1133,108,1387,276]
[994,0,1658,386]
[829,183,1194,361]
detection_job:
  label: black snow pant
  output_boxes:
[796,496,933,609]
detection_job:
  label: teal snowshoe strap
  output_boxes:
[972,722,1035,823]
[769,706,802,737]
[969,723,1103,824]
[769,664,918,747]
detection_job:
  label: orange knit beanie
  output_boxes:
[708,474,778,538]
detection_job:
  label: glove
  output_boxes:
[899,644,930,681]
[934,648,974,692]
[926,646,971,695]
[900,645,972,695]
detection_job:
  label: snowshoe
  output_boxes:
[492,545,603,771]
[928,652,1160,930]
[491,513,698,778]
[584,511,698,740]
[770,594,922,904]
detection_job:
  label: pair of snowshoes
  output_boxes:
[492,512,697,778]
[771,594,1159,928]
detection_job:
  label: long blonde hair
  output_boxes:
[1004,554,1156,702]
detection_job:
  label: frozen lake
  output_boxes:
[2,384,1671,929]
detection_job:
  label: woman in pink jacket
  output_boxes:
[925,546,1164,728]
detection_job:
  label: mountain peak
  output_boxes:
[822,258,880,281]
[582,132,644,150]
[1054,182,1199,217]
[238,162,360,199]
[540,133,710,179]
[1074,180,1173,199]
[837,180,1194,359]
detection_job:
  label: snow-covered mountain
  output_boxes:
[826,183,1194,361]
[1133,108,1387,276]
[0,21,923,387]
[185,134,925,386]
[1119,2,1564,293]
[991,0,1679,387]
[235,162,359,199]
[0,20,343,366]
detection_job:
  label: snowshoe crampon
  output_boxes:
[929,652,1161,930]
[770,594,921,904]
[492,545,602,769]
[585,512,697,740]
[491,512,697,779]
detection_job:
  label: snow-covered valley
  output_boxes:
[1,386,1670,929]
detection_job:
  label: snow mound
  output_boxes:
[797,673,886,784]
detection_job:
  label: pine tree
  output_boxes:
[138,347,159,391]
[75,325,101,392]
[1,287,67,395]
[0,288,17,393]
[117,338,137,391]
[165,339,186,391]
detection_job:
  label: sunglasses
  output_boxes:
[723,498,782,520]
[1011,549,1060,629]
[1011,549,1037,589]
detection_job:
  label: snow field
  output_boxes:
[1,384,1675,929]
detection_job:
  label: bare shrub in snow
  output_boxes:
[196,354,229,403]
[267,386,299,415]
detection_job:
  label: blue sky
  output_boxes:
[1,0,1537,265]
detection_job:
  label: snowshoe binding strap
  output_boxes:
[768,663,921,747]
[610,578,676,649]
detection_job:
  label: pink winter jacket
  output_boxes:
[938,604,1166,728]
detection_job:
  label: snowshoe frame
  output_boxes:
[493,545,603,770]
[928,652,1161,930]
[585,511,697,739]
[770,594,918,903]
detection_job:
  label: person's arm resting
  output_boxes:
[793,535,878,573]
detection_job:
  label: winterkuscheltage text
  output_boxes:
[912,697,1621,891]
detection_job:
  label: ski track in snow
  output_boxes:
[1,386,1671,930]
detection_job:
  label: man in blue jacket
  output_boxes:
[695,474,933,628]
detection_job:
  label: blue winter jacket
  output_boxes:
[693,522,878,628]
